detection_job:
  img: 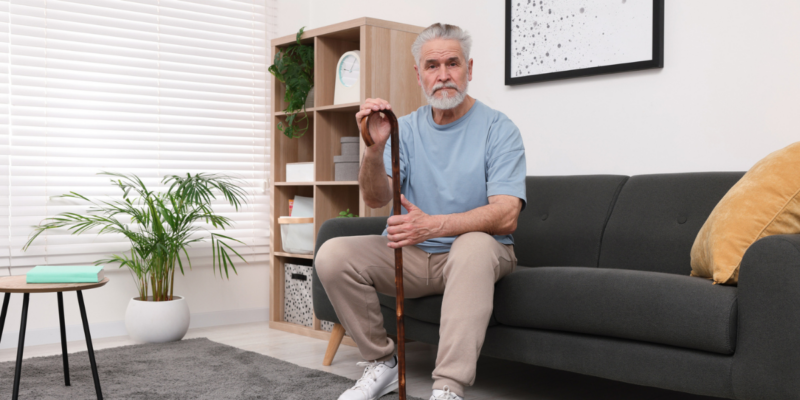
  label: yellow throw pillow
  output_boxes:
[691,142,800,285]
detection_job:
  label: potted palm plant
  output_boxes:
[24,172,248,343]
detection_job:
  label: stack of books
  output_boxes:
[26,266,105,284]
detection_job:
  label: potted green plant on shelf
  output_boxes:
[269,26,314,139]
[337,209,358,218]
[23,172,248,343]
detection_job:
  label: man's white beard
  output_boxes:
[424,80,468,110]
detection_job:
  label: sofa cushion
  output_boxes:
[514,175,628,268]
[598,172,745,275]
[493,267,738,355]
[691,142,800,284]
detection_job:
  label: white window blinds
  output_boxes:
[0,0,270,270]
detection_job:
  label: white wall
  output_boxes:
[276,0,799,175]
[274,0,311,40]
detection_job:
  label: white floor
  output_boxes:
[0,322,715,400]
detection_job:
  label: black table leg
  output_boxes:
[12,293,29,400]
[57,292,70,386]
[77,290,103,400]
[0,292,10,342]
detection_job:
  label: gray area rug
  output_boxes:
[0,338,424,399]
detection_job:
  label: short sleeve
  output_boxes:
[383,118,409,185]
[486,115,527,211]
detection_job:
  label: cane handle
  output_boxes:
[359,109,398,148]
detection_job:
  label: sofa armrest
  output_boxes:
[732,234,800,400]
[311,217,389,324]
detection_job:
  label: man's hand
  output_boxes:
[385,195,444,249]
[357,98,395,209]
[355,98,393,148]
[385,195,522,249]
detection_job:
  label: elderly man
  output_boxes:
[316,23,526,400]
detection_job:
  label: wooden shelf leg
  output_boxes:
[323,323,346,366]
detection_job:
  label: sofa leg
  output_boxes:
[323,323,346,366]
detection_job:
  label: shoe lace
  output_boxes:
[431,385,459,400]
[350,361,384,392]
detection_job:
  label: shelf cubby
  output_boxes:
[273,185,314,254]
[315,109,360,182]
[270,255,314,323]
[270,18,427,343]
[315,33,360,108]
[273,37,314,112]
[274,185,313,215]
[273,113,314,183]
[314,185,360,231]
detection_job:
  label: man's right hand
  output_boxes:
[356,98,392,148]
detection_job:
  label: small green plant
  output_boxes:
[337,209,358,218]
[23,172,249,302]
[268,26,314,139]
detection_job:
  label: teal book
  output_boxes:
[26,266,105,283]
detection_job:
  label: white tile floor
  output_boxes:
[0,322,717,399]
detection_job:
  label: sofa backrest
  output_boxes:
[514,175,629,268]
[597,172,745,275]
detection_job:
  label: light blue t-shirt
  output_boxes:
[381,99,527,254]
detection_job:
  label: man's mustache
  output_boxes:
[431,82,459,93]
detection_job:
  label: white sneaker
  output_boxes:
[338,355,399,400]
[430,385,464,400]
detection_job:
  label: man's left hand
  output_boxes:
[386,194,444,249]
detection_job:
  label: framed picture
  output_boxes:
[505,0,664,85]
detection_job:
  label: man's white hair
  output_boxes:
[411,23,472,66]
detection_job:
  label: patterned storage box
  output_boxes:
[284,263,338,331]
[321,320,335,332]
[284,263,314,327]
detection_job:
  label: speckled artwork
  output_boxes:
[509,0,656,80]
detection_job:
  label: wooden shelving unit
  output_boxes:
[269,18,427,344]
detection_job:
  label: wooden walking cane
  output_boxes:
[359,109,407,400]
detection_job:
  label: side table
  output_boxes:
[0,276,109,400]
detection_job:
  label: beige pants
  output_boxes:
[315,232,517,397]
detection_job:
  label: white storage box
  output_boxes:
[279,217,314,254]
[286,162,314,182]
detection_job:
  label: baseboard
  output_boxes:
[0,307,269,350]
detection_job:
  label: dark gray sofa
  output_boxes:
[312,172,800,400]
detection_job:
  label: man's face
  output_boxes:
[415,39,473,110]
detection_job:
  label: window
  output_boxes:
[0,0,271,270]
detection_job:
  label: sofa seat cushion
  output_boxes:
[493,267,738,355]
[377,293,498,327]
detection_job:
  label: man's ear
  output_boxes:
[414,64,421,87]
[468,58,473,81]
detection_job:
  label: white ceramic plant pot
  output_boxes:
[125,296,190,343]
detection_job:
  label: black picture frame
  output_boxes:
[505,0,664,85]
